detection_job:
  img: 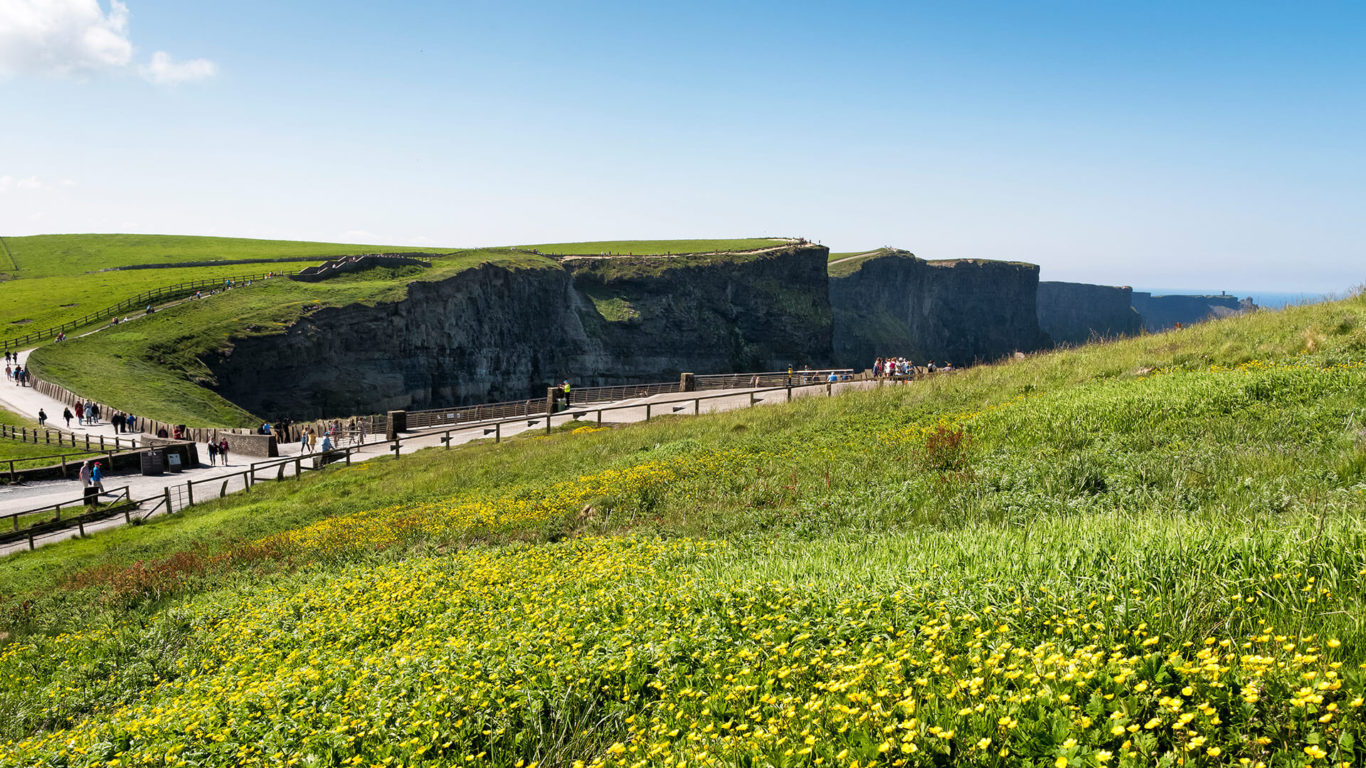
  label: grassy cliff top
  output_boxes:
[516,237,791,256]
[3,292,1365,766]
[26,249,555,427]
[0,234,456,345]
[0,235,791,342]
[0,233,447,278]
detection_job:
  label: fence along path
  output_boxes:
[0,271,277,351]
[1,371,892,556]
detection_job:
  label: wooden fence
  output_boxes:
[1,272,276,351]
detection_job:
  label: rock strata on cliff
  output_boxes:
[829,250,1049,369]
[1037,281,1142,346]
[208,245,834,419]
[1130,292,1252,332]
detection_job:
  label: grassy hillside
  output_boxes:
[3,294,1365,766]
[828,247,898,276]
[0,234,445,278]
[519,237,789,255]
[0,234,453,344]
[26,250,556,427]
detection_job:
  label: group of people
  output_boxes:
[4,351,31,386]
[872,356,957,378]
[298,428,334,454]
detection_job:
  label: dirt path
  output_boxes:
[826,250,884,268]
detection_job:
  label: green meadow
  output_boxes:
[2,293,1365,767]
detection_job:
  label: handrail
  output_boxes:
[4,448,116,483]
[1,272,276,350]
[3,375,888,553]
[0,423,138,451]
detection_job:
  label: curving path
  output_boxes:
[0,378,882,556]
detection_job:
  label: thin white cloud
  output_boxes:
[0,175,79,193]
[140,50,215,84]
[0,0,215,84]
[0,175,45,192]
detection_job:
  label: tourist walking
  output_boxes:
[218,438,230,465]
[38,408,47,427]
[207,440,219,466]
[320,434,333,452]
[90,461,104,494]
[62,407,72,427]
[78,460,92,488]
[300,431,310,453]
[74,402,84,424]
[308,429,318,453]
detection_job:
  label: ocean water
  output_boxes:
[1136,289,1334,310]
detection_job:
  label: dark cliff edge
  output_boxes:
[207,245,833,419]
[1131,292,1253,332]
[1037,281,1142,346]
[829,250,1049,369]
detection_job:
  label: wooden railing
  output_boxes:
[1,272,274,350]
[1,486,133,549]
[4,448,115,483]
[0,423,137,452]
[4,373,883,553]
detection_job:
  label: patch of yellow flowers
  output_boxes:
[5,537,1364,767]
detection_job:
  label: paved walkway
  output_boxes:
[1,378,882,555]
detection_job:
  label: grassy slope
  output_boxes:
[26,250,556,427]
[3,296,1366,765]
[0,234,451,339]
[518,237,788,255]
[1,234,444,278]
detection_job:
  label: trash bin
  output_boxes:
[166,452,183,474]
[140,449,166,476]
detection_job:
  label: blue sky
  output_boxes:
[1,1,1362,292]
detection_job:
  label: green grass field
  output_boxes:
[828,248,897,276]
[0,234,445,279]
[518,237,789,255]
[2,294,1365,766]
[0,235,453,345]
[24,250,557,427]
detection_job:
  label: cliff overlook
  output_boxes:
[829,249,1050,367]
[1037,280,1143,345]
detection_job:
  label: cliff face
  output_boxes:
[830,251,1049,368]
[568,246,833,376]
[1037,281,1143,346]
[1130,292,1249,332]
[207,245,834,419]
